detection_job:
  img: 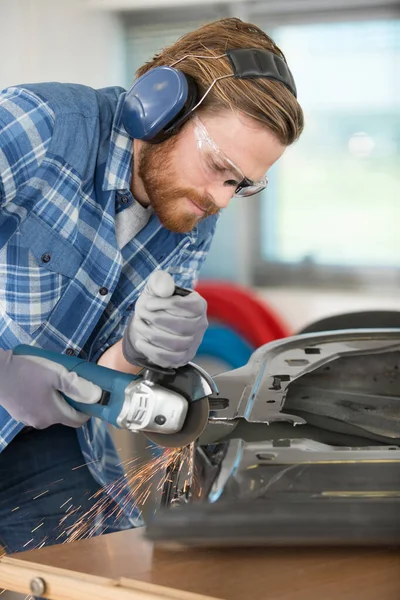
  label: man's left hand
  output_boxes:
[122,271,208,369]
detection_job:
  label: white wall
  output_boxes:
[0,0,126,90]
[258,286,400,333]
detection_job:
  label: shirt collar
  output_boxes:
[103,92,133,192]
[102,91,198,245]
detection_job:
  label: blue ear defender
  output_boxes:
[121,66,199,144]
[122,48,297,144]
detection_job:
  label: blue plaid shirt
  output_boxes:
[0,83,217,528]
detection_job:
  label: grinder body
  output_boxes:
[13,344,189,437]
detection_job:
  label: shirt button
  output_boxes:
[41,253,51,263]
[66,348,75,356]
[120,195,130,205]
[99,287,109,296]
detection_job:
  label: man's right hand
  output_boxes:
[0,349,102,428]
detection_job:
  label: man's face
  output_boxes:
[138,110,286,234]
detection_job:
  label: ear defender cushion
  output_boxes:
[122,66,199,142]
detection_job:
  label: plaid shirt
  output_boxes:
[0,83,217,528]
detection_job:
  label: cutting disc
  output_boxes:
[145,396,210,448]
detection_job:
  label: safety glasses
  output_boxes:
[192,115,268,198]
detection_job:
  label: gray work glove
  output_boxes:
[123,271,208,369]
[0,349,102,429]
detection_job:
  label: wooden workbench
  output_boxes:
[0,528,399,600]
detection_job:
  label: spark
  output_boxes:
[31,523,44,533]
[59,446,190,544]
[37,537,49,550]
[32,490,49,500]
[22,477,66,496]
[23,538,34,548]
[22,445,195,551]
[141,488,151,505]
[59,506,80,526]
[60,497,73,508]
[11,506,19,512]
[116,456,141,468]
[71,458,101,471]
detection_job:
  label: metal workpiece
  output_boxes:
[152,436,400,521]
[147,435,400,548]
[207,328,400,428]
[207,438,400,503]
[180,329,400,502]
[147,329,400,546]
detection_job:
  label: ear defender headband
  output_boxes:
[121,48,297,144]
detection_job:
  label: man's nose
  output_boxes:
[208,184,235,209]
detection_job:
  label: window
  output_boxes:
[255,19,400,286]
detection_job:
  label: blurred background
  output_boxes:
[1,0,399,333]
[0,0,399,536]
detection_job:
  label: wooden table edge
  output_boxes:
[0,554,219,600]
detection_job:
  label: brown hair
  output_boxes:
[136,17,304,146]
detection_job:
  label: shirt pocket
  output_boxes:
[0,213,83,335]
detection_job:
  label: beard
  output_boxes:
[138,136,219,234]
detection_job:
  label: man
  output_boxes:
[0,17,304,554]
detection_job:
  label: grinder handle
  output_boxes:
[172,285,192,297]
[134,284,192,375]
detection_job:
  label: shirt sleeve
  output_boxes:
[0,86,55,207]
[167,217,218,289]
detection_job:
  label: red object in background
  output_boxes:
[195,281,291,348]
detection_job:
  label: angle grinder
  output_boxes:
[13,287,217,448]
